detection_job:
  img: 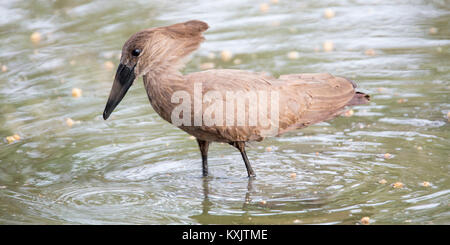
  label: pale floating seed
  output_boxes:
[429,27,438,35]
[72,88,82,98]
[6,136,15,144]
[343,109,354,117]
[103,61,115,71]
[30,31,42,44]
[220,50,233,62]
[324,8,335,19]
[323,41,334,52]
[66,118,74,127]
[421,181,431,187]
[361,217,370,225]
[259,3,270,13]
[287,51,299,60]
[365,49,376,56]
[392,182,404,189]
[207,52,216,59]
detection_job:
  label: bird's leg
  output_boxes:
[196,139,210,177]
[231,142,256,178]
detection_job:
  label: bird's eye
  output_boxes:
[131,49,141,57]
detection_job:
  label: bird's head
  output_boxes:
[103,20,209,120]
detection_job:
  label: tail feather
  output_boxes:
[346,92,370,106]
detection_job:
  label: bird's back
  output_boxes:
[177,69,368,142]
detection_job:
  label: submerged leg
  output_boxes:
[231,141,256,178]
[196,139,210,177]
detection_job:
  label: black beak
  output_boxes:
[103,63,136,120]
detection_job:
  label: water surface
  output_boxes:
[0,0,449,224]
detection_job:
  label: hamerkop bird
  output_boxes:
[103,20,370,178]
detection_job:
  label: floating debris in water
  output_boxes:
[384,153,391,159]
[188,136,195,140]
[293,219,302,224]
[30,31,42,44]
[287,51,299,60]
[415,146,423,150]
[392,182,404,189]
[270,20,280,27]
[265,146,272,152]
[5,134,20,144]
[103,61,115,71]
[290,172,297,178]
[323,41,334,52]
[200,62,215,70]
[207,52,216,60]
[270,0,279,4]
[447,111,450,121]
[360,217,370,225]
[69,60,76,66]
[397,98,406,103]
[365,49,376,56]
[66,118,74,127]
[233,58,242,65]
[324,8,335,19]
[71,88,82,98]
[429,27,438,35]
[260,200,267,205]
[1,65,7,72]
[220,50,233,62]
[421,181,431,187]
[288,27,297,33]
[259,3,270,13]
[343,109,354,117]
[378,179,387,184]
[5,136,14,144]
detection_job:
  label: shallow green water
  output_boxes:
[0,0,449,224]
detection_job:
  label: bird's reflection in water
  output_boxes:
[190,176,337,224]
[190,177,255,224]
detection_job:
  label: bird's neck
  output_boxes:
[142,68,185,123]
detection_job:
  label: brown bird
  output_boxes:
[103,20,370,178]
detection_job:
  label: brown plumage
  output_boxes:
[103,20,370,177]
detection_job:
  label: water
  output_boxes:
[0,0,449,224]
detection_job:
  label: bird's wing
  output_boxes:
[276,73,357,135]
[182,70,357,141]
